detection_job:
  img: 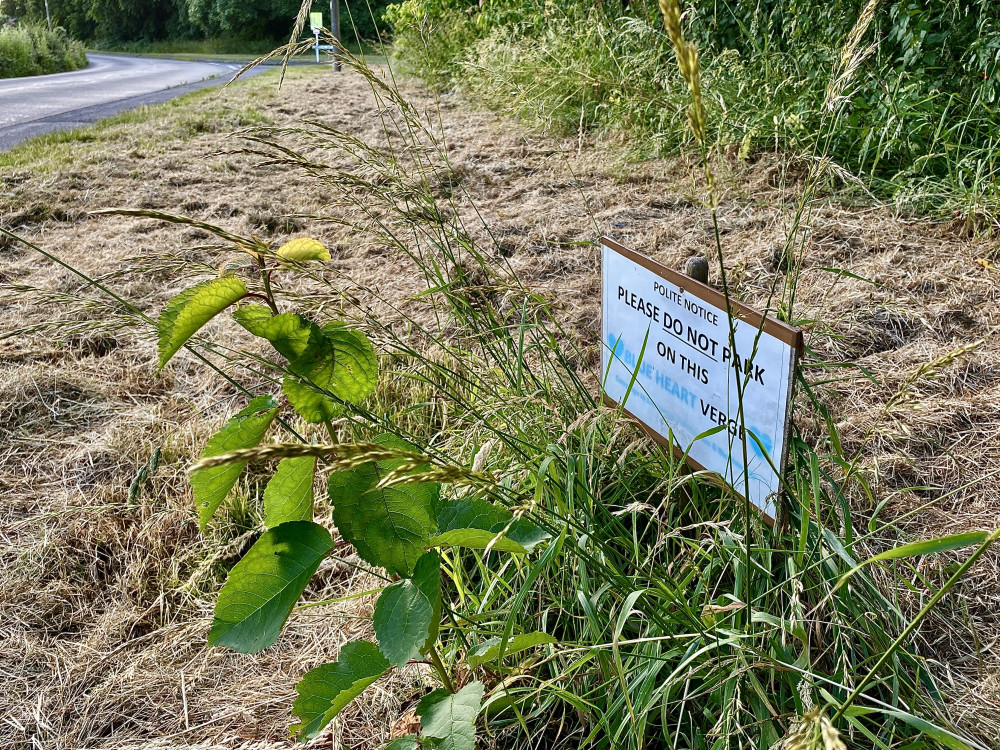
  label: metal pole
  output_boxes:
[329,0,341,71]
[44,0,52,32]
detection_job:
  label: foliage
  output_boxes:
[121,216,548,746]
[4,0,391,46]
[386,0,1000,223]
[3,0,200,45]
[0,20,87,77]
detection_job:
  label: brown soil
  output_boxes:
[2,63,999,748]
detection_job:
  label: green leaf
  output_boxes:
[276,237,331,262]
[832,530,991,595]
[233,306,315,361]
[191,395,279,529]
[436,497,549,553]
[283,323,378,423]
[416,682,484,750]
[208,520,332,653]
[329,435,439,577]
[865,531,990,563]
[467,631,557,668]
[845,707,973,750]
[234,308,378,423]
[157,277,246,370]
[263,456,316,527]
[383,738,419,750]
[373,552,441,667]
[291,641,390,741]
[428,528,527,554]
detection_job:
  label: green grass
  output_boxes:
[96,51,302,63]
[94,37,287,57]
[92,39,388,66]
[387,1,1000,229]
[0,66,327,174]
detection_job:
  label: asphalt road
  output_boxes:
[0,53,255,150]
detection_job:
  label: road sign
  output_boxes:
[310,12,323,31]
[601,236,802,520]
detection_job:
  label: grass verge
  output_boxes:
[2,50,999,750]
[388,1,1000,230]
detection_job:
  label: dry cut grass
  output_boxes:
[1,61,999,747]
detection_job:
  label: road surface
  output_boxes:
[0,54,254,150]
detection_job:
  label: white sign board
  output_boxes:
[601,237,801,519]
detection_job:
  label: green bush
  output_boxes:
[0,22,88,78]
[386,0,1000,222]
[383,0,481,88]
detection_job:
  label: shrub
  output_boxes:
[0,22,87,78]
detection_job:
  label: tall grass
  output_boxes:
[0,22,87,78]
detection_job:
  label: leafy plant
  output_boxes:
[0,21,87,78]
[145,227,551,747]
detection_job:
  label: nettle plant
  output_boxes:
[148,221,550,748]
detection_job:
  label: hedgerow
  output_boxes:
[386,0,1000,225]
[0,20,87,78]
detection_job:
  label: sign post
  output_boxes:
[329,0,341,72]
[309,12,323,63]
[601,237,802,520]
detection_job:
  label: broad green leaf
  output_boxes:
[209,520,332,653]
[316,323,378,402]
[436,497,549,553]
[277,237,331,262]
[383,738,419,750]
[283,323,378,423]
[428,528,527,554]
[329,435,438,577]
[263,456,316,527]
[291,641,390,740]
[234,308,378,423]
[233,306,315,361]
[832,530,991,596]
[191,395,279,529]
[157,277,246,370]
[467,631,557,668]
[373,552,441,667]
[416,682,484,750]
